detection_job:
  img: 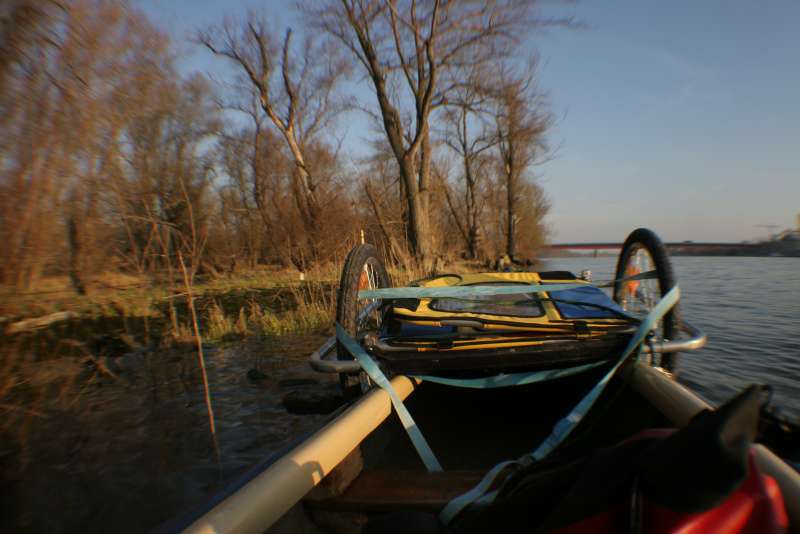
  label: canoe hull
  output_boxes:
[182,362,800,533]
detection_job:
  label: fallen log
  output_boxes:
[5,311,79,334]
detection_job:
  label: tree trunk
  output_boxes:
[67,215,87,295]
[466,166,479,260]
[506,169,516,260]
[400,155,431,264]
[467,225,479,260]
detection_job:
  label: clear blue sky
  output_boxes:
[139,0,800,243]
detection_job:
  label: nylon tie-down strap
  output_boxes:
[335,330,611,471]
[336,272,677,524]
[357,270,657,300]
[438,284,681,524]
[336,323,443,472]
[412,362,606,389]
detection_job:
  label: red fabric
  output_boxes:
[555,454,788,534]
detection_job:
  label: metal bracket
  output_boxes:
[640,320,707,354]
[310,318,706,375]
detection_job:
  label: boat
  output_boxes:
[169,228,800,533]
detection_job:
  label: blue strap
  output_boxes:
[359,282,583,300]
[337,325,608,472]
[335,324,443,472]
[439,459,520,517]
[412,361,606,389]
[357,270,657,300]
[440,285,681,524]
[533,284,680,459]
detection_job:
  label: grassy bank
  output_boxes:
[0,262,494,359]
[0,259,490,488]
[0,258,490,348]
[0,267,344,350]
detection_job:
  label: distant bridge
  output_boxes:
[546,242,761,255]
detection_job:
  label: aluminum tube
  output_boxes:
[630,362,800,531]
[184,376,417,534]
[641,321,707,354]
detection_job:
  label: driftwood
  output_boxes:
[5,311,79,334]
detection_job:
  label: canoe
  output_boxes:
[172,229,800,533]
[175,362,799,533]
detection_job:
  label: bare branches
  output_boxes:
[302,0,540,263]
[198,14,347,149]
[178,250,220,464]
[0,0,560,292]
[490,65,553,259]
[280,28,297,127]
[198,12,352,266]
[440,65,501,258]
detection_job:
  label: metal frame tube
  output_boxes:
[641,320,707,354]
[630,362,800,531]
[309,336,361,374]
[183,376,417,534]
[310,321,706,374]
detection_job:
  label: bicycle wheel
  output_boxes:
[336,244,390,399]
[613,228,681,374]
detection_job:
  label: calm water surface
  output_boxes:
[545,257,800,417]
[2,335,335,533]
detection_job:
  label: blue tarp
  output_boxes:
[548,285,625,319]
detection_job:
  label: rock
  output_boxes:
[282,388,345,415]
[278,377,320,388]
[247,368,268,381]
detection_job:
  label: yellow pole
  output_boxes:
[185,376,417,534]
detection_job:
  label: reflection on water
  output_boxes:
[1,334,334,533]
[546,256,800,417]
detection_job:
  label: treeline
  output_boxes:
[1,0,560,293]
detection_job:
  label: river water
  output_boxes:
[544,256,800,417]
[3,257,798,532]
[1,335,336,533]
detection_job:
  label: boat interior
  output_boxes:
[280,361,673,532]
[172,238,799,533]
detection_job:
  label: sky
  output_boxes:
[139,0,800,243]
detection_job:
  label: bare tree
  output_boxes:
[0,1,65,91]
[118,74,219,279]
[442,71,497,259]
[0,1,67,289]
[353,129,411,264]
[0,0,173,290]
[493,70,552,260]
[307,0,534,265]
[213,91,289,271]
[59,0,171,293]
[197,14,348,264]
[0,0,560,293]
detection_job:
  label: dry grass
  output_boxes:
[205,301,249,341]
[201,281,335,342]
[0,258,487,346]
[0,258,488,471]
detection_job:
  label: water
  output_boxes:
[1,335,336,533]
[544,256,800,417]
